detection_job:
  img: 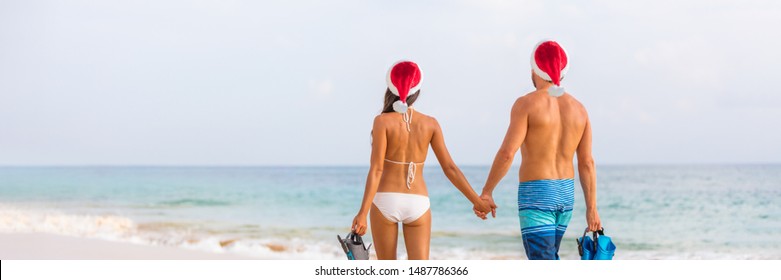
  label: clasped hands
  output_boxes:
[473,193,497,220]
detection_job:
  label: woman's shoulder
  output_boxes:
[372,112,397,128]
[411,110,441,129]
[374,112,394,121]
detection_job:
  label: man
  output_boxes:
[476,40,601,260]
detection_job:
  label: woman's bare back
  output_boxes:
[374,109,435,196]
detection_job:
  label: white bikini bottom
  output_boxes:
[372,192,430,224]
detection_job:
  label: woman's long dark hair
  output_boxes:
[381,88,420,113]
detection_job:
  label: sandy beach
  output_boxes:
[0,233,247,260]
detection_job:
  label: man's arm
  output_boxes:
[577,116,601,231]
[479,98,529,217]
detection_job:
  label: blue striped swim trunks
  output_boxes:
[518,178,575,260]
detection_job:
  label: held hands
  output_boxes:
[473,193,497,220]
[472,199,491,220]
[351,213,368,236]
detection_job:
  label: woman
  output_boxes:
[350,61,491,260]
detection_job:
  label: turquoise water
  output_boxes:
[1,165,779,259]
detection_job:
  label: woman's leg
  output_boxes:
[402,209,431,260]
[370,204,399,260]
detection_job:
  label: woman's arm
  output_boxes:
[430,119,491,214]
[351,116,387,235]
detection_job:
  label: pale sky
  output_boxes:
[1,0,780,166]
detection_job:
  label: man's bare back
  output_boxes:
[516,89,588,182]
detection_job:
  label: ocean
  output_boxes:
[0,165,779,259]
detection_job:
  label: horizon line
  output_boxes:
[1,162,779,168]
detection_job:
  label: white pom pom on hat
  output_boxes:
[531,39,569,97]
[547,86,565,97]
[387,61,423,113]
[392,100,408,113]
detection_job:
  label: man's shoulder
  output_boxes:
[512,90,546,108]
[512,90,589,115]
[558,90,580,100]
[561,93,588,113]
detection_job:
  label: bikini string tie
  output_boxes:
[406,161,416,190]
[402,108,413,132]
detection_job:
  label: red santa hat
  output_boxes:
[531,40,569,97]
[386,61,423,113]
